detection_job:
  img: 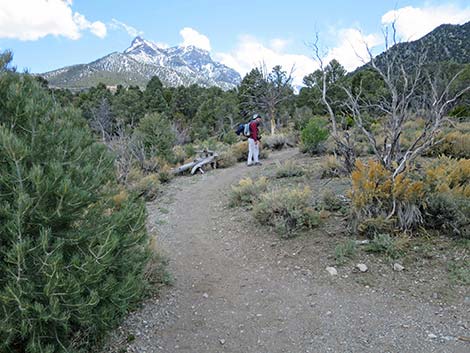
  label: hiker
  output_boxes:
[247,114,262,166]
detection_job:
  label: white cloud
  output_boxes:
[0,0,106,40]
[325,28,382,71]
[180,27,211,51]
[382,4,470,41]
[109,19,143,38]
[73,13,107,39]
[270,38,290,52]
[215,35,317,86]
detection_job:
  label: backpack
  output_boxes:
[243,122,251,137]
[235,122,251,137]
[235,123,244,136]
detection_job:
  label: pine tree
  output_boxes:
[0,52,150,352]
[143,76,169,114]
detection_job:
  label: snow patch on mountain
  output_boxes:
[41,36,241,90]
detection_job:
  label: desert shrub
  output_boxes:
[424,157,470,197]
[184,144,196,159]
[424,157,470,237]
[130,174,161,201]
[172,145,188,164]
[0,69,150,352]
[425,193,469,237]
[231,141,250,161]
[229,177,268,207]
[324,135,337,155]
[365,234,403,259]
[321,190,345,211]
[351,157,470,236]
[355,141,374,156]
[253,187,320,237]
[135,112,176,162]
[351,160,425,233]
[335,239,357,265]
[217,150,237,168]
[230,140,268,162]
[300,117,329,154]
[156,161,173,183]
[320,155,343,178]
[263,133,294,150]
[429,131,470,159]
[275,160,305,178]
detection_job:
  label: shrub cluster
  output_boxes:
[319,155,343,178]
[229,177,268,207]
[275,161,305,178]
[253,187,320,237]
[263,133,295,150]
[429,131,470,159]
[350,158,470,237]
[351,160,425,233]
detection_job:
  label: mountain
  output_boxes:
[366,21,470,71]
[40,36,241,90]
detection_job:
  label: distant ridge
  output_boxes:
[40,36,241,90]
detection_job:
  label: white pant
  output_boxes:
[247,138,259,165]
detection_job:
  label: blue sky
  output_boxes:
[1,0,470,85]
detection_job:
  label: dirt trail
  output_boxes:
[108,149,469,353]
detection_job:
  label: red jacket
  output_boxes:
[249,121,259,141]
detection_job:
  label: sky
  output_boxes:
[1,0,470,86]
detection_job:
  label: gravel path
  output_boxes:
[106,149,469,353]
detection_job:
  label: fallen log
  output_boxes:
[171,149,219,175]
[172,161,198,174]
[190,154,218,175]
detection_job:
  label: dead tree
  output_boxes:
[89,98,114,142]
[310,36,356,173]
[343,25,470,178]
[105,123,134,183]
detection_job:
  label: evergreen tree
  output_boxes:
[112,85,145,126]
[143,76,169,114]
[238,68,266,119]
[0,52,150,352]
[135,112,176,161]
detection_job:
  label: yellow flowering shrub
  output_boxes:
[351,157,470,237]
[430,131,470,159]
[425,157,470,197]
[351,160,425,233]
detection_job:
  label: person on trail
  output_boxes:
[247,114,262,166]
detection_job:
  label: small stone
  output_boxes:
[202,293,209,298]
[356,263,368,272]
[393,263,405,271]
[326,266,338,276]
[428,333,437,339]
[219,339,226,345]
